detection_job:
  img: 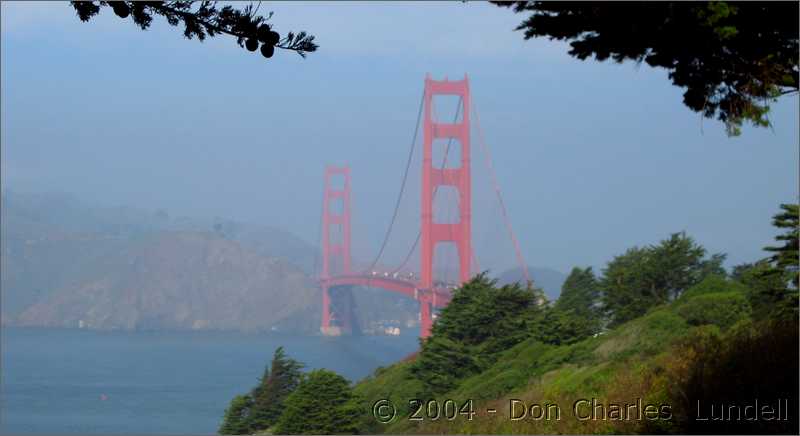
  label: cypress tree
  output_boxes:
[764,203,799,289]
[248,346,304,431]
[555,266,601,319]
[274,369,360,434]
[600,232,725,326]
[218,395,253,435]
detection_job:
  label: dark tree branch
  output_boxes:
[492,1,798,136]
[70,1,318,60]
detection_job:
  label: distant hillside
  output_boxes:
[14,231,318,332]
[0,191,320,330]
[0,190,318,271]
[1,226,130,317]
[496,266,567,302]
[1,191,422,333]
[2,190,177,238]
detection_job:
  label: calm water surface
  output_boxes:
[0,327,419,434]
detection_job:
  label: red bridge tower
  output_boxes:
[419,74,472,338]
[320,165,352,336]
[318,75,474,339]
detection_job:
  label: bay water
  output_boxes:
[0,327,419,434]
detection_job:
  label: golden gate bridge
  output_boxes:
[317,74,531,338]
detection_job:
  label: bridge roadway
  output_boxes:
[320,273,453,307]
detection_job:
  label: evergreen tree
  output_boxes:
[218,395,253,435]
[432,274,544,348]
[647,232,725,299]
[601,232,725,326]
[599,246,653,326]
[733,204,800,319]
[534,307,598,345]
[411,335,482,394]
[732,261,791,318]
[764,203,799,289]
[555,267,598,313]
[248,346,304,432]
[411,274,546,393]
[274,369,360,435]
[554,266,602,333]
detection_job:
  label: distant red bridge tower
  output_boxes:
[318,75,474,338]
[320,165,353,336]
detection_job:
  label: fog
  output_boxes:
[2,1,798,274]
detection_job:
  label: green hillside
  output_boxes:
[218,204,798,435]
[349,208,800,435]
[353,276,797,434]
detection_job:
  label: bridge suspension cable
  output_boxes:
[390,94,528,288]
[472,98,532,285]
[312,184,325,278]
[391,96,463,276]
[364,88,425,273]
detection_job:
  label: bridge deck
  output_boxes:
[321,274,453,307]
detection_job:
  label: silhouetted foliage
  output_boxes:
[493,1,799,135]
[70,1,317,60]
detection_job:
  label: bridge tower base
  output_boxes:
[419,295,433,337]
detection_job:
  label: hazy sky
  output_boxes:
[2,1,798,275]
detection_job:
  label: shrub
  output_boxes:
[676,291,751,329]
[679,274,748,300]
[664,319,799,434]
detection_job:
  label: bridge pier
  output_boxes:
[321,285,333,335]
[419,295,432,338]
[321,285,356,336]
